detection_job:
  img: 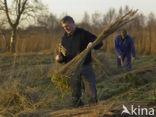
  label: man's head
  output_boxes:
[120,29,127,39]
[61,16,76,35]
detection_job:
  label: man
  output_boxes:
[115,29,136,71]
[55,16,103,107]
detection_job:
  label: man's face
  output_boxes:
[61,22,75,34]
[120,31,127,39]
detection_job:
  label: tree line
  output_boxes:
[0,1,156,55]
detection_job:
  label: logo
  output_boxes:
[122,105,131,115]
[121,105,155,116]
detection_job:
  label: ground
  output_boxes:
[0,50,156,117]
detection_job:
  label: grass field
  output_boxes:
[0,50,156,117]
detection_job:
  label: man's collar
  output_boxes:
[65,27,77,37]
[120,34,128,40]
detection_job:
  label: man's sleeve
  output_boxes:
[115,36,121,56]
[85,30,103,49]
[129,36,136,58]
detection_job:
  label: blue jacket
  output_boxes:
[115,34,136,57]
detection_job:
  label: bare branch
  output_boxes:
[18,0,21,14]
[14,0,28,27]
[4,0,13,27]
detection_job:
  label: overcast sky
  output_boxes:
[43,0,156,22]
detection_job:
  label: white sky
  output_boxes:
[43,0,156,22]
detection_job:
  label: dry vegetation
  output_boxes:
[0,52,155,117]
[0,6,156,55]
[0,5,156,117]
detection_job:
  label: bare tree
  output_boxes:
[124,5,130,14]
[102,8,116,25]
[37,13,59,31]
[79,12,91,30]
[82,12,90,24]
[0,0,47,53]
[91,11,102,32]
[118,7,123,16]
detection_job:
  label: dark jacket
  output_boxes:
[115,34,136,57]
[59,27,103,65]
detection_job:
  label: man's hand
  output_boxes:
[118,56,124,66]
[131,57,135,63]
[87,42,93,49]
[55,55,63,62]
[118,56,122,60]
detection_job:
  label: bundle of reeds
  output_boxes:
[51,10,138,93]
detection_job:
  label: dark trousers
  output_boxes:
[70,64,97,103]
[117,55,132,71]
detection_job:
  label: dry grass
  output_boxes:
[0,52,155,117]
[0,55,60,117]
[0,80,36,116]
[0,79,59,117]
[0,30,63,54]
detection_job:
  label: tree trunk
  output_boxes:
[10,28,16,53]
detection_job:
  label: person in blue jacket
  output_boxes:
[115,29,136,71]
